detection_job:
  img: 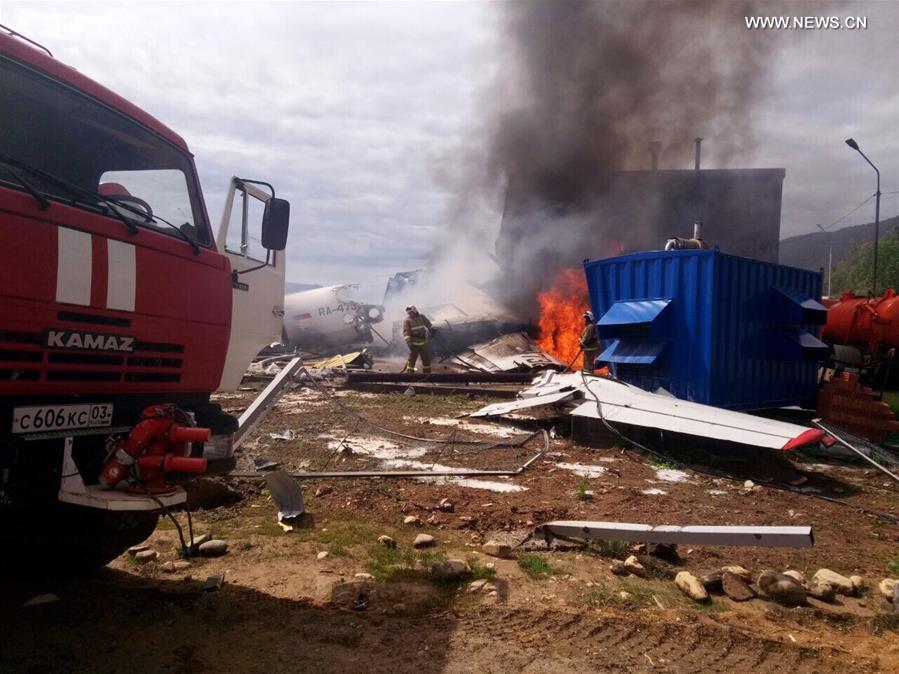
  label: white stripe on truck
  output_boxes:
[106,239,136,312]
[55,228,92,306]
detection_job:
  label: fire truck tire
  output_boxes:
[0,505,159,575]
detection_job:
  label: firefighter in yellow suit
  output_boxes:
[580,310,599,373]
[403,306,434,373]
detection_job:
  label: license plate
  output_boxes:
[12,403,113,434]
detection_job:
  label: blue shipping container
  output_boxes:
[583,249,828,410]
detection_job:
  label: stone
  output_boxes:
[438,498,455,513]
[378,535,397,549]
[412,534,435,549]
[812,569,855,596]
[127,544,151,556]
[808,581,836,603]
[721,565,752,582]
[648,543,679,563]
[700,570,723,592]
[721,572,755,601]
[190,534,211,548]
[161,561,191,574]
[610,560,630,576]
[354,573,374,580]
[482,541,512,559]
[757,571,807,607]
[133,549,158,564]
[198,540,228,557]
[317,551,329,560]
[431,559,471,581]
[623,555,646,578]
[878,578,898,600]
[675,572,709,602]
[617,591,634,602]
[850,575,865,593]
[403,387,416,397]
[782,570,807,588]
[468,579,489,593]
[314,486,333,497]
[403,515,421,526]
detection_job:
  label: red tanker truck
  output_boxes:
[0,27,290,569]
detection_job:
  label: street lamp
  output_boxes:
[845,137,881,294]
[816,223,832,297]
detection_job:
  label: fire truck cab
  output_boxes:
[0,28,290,569]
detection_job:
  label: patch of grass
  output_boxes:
[365,545,448,582]
[575,477,592,501]
[468,556,497,581]
[517,553,562,579]
[705,546,724,559]
[317,520,381,558]
[648,455,679,470]
[587,580,656,608]
[586,539,629,559]
[888,557,899,576]
[239,540,255,551]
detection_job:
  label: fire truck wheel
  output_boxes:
[0,505,159,575]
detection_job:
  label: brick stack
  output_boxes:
[817,372,899,443]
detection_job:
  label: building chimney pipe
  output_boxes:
[694,137,702,171]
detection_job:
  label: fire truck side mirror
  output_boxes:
[261,198,290,251]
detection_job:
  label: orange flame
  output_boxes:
[536,268,590,365]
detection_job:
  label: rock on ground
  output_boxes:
[878,578,898,600]
[850,575,865,593]
[133,549,158,564]
[700,570,723,592]
[127,544,151,556]
[813,569,855,596]
[782,570,807,588]
[757,571,807,607]
[721,565,752,582]
[316,551,329,560]
[610,560,629,576]
[482,541,512,559]
[675,572,709,602]
[412,534,435,549]
[378,535,397,548]
[722,572,755,601]
[623,556,646,578]
[198,540,228,557]
[431,559,471,581]
[161,561,191,574]
[403,515,420,526]
[809,581,836,603]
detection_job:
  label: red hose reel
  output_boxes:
[100,404,210,495]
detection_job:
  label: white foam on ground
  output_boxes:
[655,468,690,483]
[556,462,608,478]
[707,489,728,495]
[403,416,519,439]
[317,433,428,459]
[641,488,668,495]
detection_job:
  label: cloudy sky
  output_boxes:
[3,1,898,291]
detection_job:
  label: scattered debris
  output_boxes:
[654,469,690,483]
[675,572,709,602]
[641,488,668,495]
[24,593,60,607]
[264,471,305,522]
[315,486,333,497]
[454,332,566,373]
[438,498,455,513]
[268,429,296,441]
[556,463,608,478]
[202,574,225,592]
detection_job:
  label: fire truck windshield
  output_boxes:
[0,55,211,245]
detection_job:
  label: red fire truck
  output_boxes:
[0,27,291,569]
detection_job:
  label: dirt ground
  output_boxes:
[4,375,899,672]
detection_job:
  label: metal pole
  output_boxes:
[828,241,833,297]
[853,145,881,294]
